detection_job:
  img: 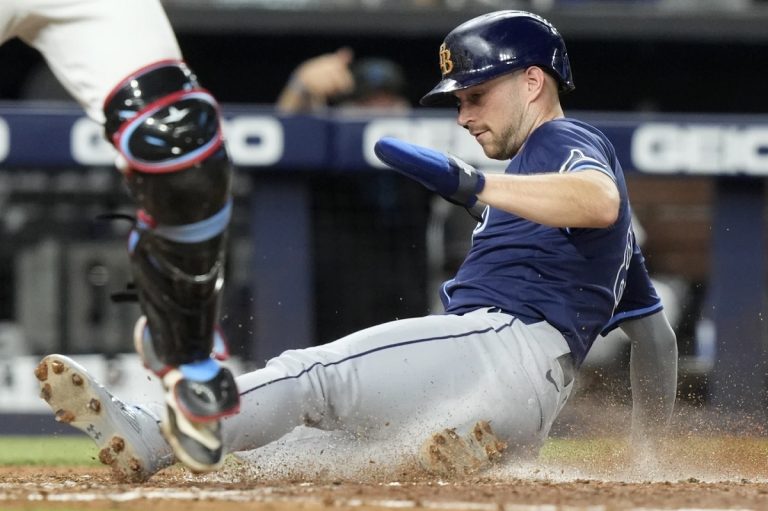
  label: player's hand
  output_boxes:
[374,137,486,207]
[277,48,355,113]
[293,47,355,100]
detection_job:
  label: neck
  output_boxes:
[533,100,564,130]
[510,100,564,159]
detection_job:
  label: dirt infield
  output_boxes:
[2,462,768,510]
[4,431,768,511]
[5,394,768,510]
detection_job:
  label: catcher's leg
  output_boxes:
[104,60,239,472]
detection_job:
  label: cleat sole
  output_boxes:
[35,355,158,483]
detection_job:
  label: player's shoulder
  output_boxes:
[534,117,616,160]
[534,117,608,143]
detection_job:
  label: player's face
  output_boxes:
[454,71,531,160]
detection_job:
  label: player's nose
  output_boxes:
[456,107,472,130]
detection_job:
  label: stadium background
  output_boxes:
[2,1,768,508]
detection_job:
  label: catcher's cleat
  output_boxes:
[34,354,174,482]
[133,316,240,472]
[418,420,507,477]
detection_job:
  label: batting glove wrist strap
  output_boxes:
[446,155,485,207]
[374,137,486,208]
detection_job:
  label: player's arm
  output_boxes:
[621,310,678,441]
[478,170,618,228]
[607,242,677,445]
[374,137,619,229]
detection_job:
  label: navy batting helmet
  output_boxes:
[420,10,574,106]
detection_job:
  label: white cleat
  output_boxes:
[418,420,507,477]
[34,354,174,482]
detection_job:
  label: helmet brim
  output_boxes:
[419,78,463,107]
[420,65,575,107]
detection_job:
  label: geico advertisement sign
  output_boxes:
[0,115,285,166]
[632,123,768,175]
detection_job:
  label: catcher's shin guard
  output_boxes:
[104,61,233,370]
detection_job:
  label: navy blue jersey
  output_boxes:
[442,117,660,365]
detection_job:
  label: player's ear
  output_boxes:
[524,66,554,102]
[524,67,546,94]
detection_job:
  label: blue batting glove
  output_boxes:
[374,137,486,208]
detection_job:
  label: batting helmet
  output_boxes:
[420,10,574,106]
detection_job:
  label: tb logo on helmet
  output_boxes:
[439,43,453,75]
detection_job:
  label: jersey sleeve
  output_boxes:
[600,239,663,335]
[522,121,615,182]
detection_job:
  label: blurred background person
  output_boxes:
[277,47,410,113]
[276,49,428,344]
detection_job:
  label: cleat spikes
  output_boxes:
[40,384,52,402]
[129,458,142,472]
[34,362,48,382]
[111,436,125,453]
[51,360,65,374]
[55,409,76,423]
[99,447,115,465]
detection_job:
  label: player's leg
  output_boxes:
[21,0,238,472]
[223,309,574,466]
[17,0,182,123]
[35,310,573,481]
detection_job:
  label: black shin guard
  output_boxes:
[129,222,226,367]
[105,61,232,368]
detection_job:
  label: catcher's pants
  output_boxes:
[224,308,575,457]
[0,0,181,123]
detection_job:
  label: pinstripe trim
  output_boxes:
[559,148,615,182]
[441,279,456,305]
[239,315,518,397]
[601,301,664,335]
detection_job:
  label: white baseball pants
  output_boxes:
[224,308,574,458]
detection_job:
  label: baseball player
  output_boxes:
[3,0,240,472]
[35,10,678,482]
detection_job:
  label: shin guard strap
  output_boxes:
[151,200,232,244]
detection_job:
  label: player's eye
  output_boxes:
[468,92,483,105]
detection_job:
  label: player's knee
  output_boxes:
[103,60,231,223]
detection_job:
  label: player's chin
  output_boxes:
[480,142,510,161]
